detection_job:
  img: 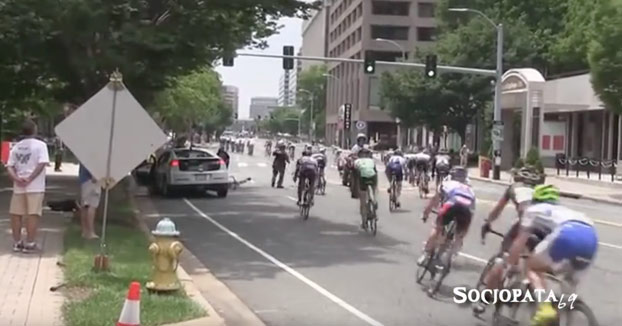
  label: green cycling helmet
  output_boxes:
[532,184,560,203]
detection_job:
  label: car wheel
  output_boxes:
[217,189,228,198]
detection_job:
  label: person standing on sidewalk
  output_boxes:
[53,136,64,172]
[6,120,50,253]
[460,144,469,167]
[78,164,100,239]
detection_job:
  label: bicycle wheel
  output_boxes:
[559,299,599,326]
[475,254,500,293]
[416,250,436,284]
[429,244,452,296]
[389,179,397,212]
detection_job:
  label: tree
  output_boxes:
[0,0,320,109]
[297,64,327,139]
[259,107,301,136]
[589,0,622,113]
[152,67,231,136]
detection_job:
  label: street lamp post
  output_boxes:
[449,8,503,180]
[299,89,314,142]
[323,73,343,147]
[374,38,406,61]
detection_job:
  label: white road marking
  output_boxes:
[599,242,622,250]
[183,198,385,326]
[257,162,268,168]
[457,252,488,264]
[238,162,249,167]
[144,213,189,218]
[286,196,297,202]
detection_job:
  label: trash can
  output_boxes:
[479,156,491,178]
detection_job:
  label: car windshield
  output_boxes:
[174,150,214,159]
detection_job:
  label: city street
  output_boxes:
[141,142,622,326]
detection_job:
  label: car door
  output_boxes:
[154,152,171,185]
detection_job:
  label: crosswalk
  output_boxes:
[234,161,386,172]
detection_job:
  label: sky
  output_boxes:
[216,17,303,119]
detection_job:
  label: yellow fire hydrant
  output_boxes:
[146,218,183,292]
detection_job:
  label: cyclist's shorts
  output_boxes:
[436,163,450,174]
[437,201,472,234]
[407,159,416,169]
[387,163,404,182]
[415,161,428,173]
[359,176,377,191]
[299,168,317,181]
[533,221,598,275]
[502,222,546,252]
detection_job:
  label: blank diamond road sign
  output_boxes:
[55,82,168,188]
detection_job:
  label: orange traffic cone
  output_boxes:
[117,282,141,326]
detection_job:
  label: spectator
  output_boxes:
[217,146,230,168]
[272,144,290,188]
[53,136,64,172]
[6,120,50,253]
[460,144,470,167]
[79,164,101,239]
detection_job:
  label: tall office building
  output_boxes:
[249,97,279,121]
[221,85,239,117]
[278,71,293,107]
[301,7,329,71]
[322,0,437,146]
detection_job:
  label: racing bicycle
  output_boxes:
[389,175,398,212]
[315,170,326,195]
[488,250,599,326]
[363,180,378,236]
[299,178,312,220]
[417,170,430,199]
[416,210,457,297]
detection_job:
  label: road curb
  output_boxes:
[470,175,622,205]
[125,182,226,326]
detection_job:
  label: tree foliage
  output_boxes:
[0,0,320,113]
[381,0,599,146]
[589,0,622,113]
[297,64,327,139]
[152,68,231,135]
[259,107,300,136]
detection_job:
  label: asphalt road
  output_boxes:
[143,142,622,326]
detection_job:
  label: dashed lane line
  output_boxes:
[184,198,386,326]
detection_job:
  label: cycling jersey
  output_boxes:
[311,153,327,169]
[503,183,534,214]
[441,180,476,210]
[297,156,318,172]
[387,155,407,170]
[524,203,597,275]
[521,203,593,235]
[413,152,431,164]
[355,158,376,178]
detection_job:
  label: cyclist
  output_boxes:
[354,146,378,229]
[293,146,318,206]
[484,166,544,250]
[386,149,407,208]
[418,166,475,266]
[265,139,273,155]
[351,133,368,155]
[404,151,417,183]
[413,148,431,185]
[383,148,395,166]
[434,149,452,186]
[495,185,597,326]
[473,166,544,315]
[311,147,327,190]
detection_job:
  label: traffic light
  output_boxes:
[283,46,294,70]
[425,54,437,78]
[234,113,238,119]
[344,103,352,130]
[223,56,234,67]
[257,115,261,120]
[364,54,375,74]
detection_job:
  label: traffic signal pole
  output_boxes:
[236,52,495,76]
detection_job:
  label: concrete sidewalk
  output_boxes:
[0,166,76,326]
[468,167,622,205]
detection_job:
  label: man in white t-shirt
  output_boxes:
[6,120,50,253]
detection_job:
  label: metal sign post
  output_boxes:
[94,70,123,271]
[344,103,352,149]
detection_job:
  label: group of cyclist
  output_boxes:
[346,133,598,326]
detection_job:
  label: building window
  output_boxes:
[372,1,410,16]
[371,25,409,41]
[418,2,436,18]
[417,27,437,41]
